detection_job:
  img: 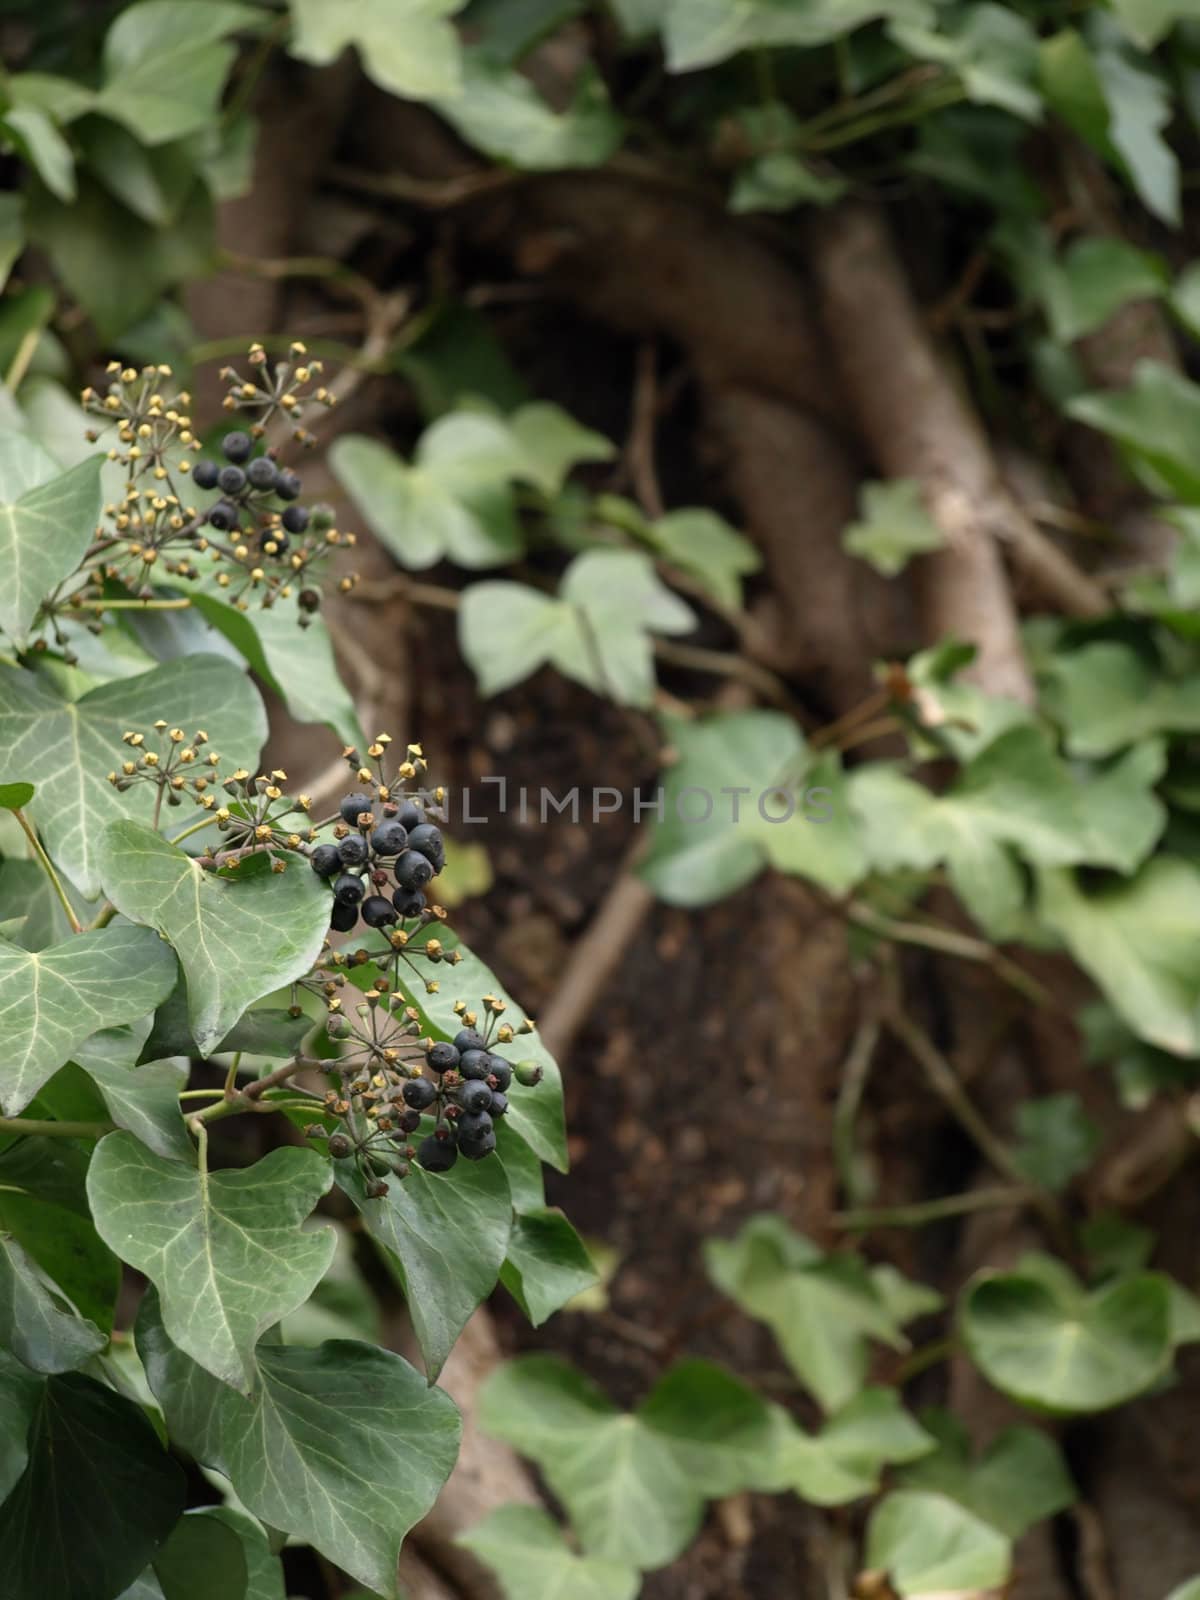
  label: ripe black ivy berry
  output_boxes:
[403,1078,438,1111]
[330,901,358,933]
[282,504,309,534]
[392,888,425,918]
[276,468,302,500]
[457,1080,493,1115]
[487,1057,513,1091]
[222,430,252,463]
[490,1091,509,1118]
[407,823,445,871]
[454,1028,486,1055]
[247,456,278,490]
[339,835,369,866]
[334,873,364,906]
[428,1042,460,1073]
[394,851,433,891]
[361,895,397,928]
[417,1135,458,1173]
[459,1049,490,1080]
[218,464,246,494]
[340,792,374,827]
[311,843,340,877]
[371,820,408,857]
[192,459,219,490]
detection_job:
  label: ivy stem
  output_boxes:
[169,814,218,846]
[12,808,82,934]
[223,1050,243,1097]
[192,1056,321,1125]
[86,902,118,932]
[0,1116,114,1139]
[894,1338,959,1384]
[833,1185,1030,1230]
[177,1089,227,1101]
[70,598,193,611]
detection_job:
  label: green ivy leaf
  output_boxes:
[897,1408,1076,1538]
[865,1490,1011,1596]
[842,478,945,577]
[0,192,24,292]
[1043,639,1200,757]
[338,1153,511,1380]
[659,0,935,71]
[0,653,266,897]
[1,106,76,201]
[1109,0,1200,51]
[0,1140,120,1333]
[0,925,177,1116]
[137,1291,461,1599]
[460,549,695,706]
[279,1220,382,1348]
[89,1134,335,1392]
[151,1508,249,1600]
[76,118,198,228]
[501,1207,598,1326]
[639,711,865,906]
[960,1261,1174,1412]
[400,924,566,1168]
[97,822,329,1056]
[288,0,466,101]
[0,1368,185,1600]
[1069,361,1200,501]
[892,3,1043,120]
[458,1505,640,1600]
[95,1,259,145]
[704,1216,911,1412]
[140,982,310,1064]
[0,1232,106,1373]
[1004,229,1166,344]
[205,1507,285,1600]
[634,506,761,610]
[0,438,102,646]
[480,1356,771,1569]
[755,1388,934,1504]
[730,150,846,212]
[73,1022,192,1164]
[1040,25,1178,224]
[435,54,625,169]
[1012,1093,1100,1192]
[331,425,522,570]
[1039,857,1200,1055]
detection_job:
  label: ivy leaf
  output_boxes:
[0,653,266,897]
[1069,361,1200,501]
[635,506,761,610]
[0,1233,106,1373]
[187,589,364,747]
[89,1134,335,1392]
[1,106,76,201]
[501,1207,598,1326]
[458,1506,640,1600]
[0,1140,120,1333]
[502,401,615,495]
[897,1408,1076,1538]
[1005,230,1166,344]
[730,150,845,212]
[460,549,695,706]
[138,1290,461,1599]
[1039,858,1200,1055]
[0,1368,185,1600]
[75,118,198,229]
[205,1508,285,1600]
[331,425,522,570]
[338,1153,511,1380]
[95,1,259,145]
[0,192,23,293]
[0,438,102,646]
[399,923,566,1169]
[892,4,1043,120]
[97,822,330,1057]
[842,479,945,577]
[435,54,625,169]
[1039,24,1178,224]
[639,711,865,906]
[1012,1093,1100,1192]
[288,0,466,101]
[151,1508,249,1600]
[960,1262,1174,1412]
[480,1356,771,1569]
[140,982,310,1064]
[73,1022,192,1165]
[705,1216,919,1412]
[1110,0,1200,47]
[756,1388,934,1504]
[0,925,177,1116]
[1042,640,1200,756]
[865,1490,1011,1596]
[659,0,935,72]
[280,1220,382,1349]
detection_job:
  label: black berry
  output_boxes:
[192,459,219,490]
[418,1134,458,1173]
[397,801,422,831]
[328,1133,352,1159]
[339,835,369,867]
[340,793,374,827]
[222,431,252,463]
[362,895,397,928]
[403,1077,438,1111]
[207,500,238,531]
[397,1108,421,1133]
[392,888,426,918]
[457,1110,493,1143]
[218,464,246,495]
[281,504,309,534]
[276,468,302,500]
[311,843,341,877]
[459,1049,490,1080]
[334,873,364,906]
[486,1057,512,1091]
[454,1028,487,1055]
[330,901,358,933]
[407,823,444,872]
[247,456,278,490]
[489,1091,509,1119]
[371,820,408,857]
[457,1081,493,1115]
[428,1042,460,1074]
[458,1127,497,1160]
[394,851,433,892]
